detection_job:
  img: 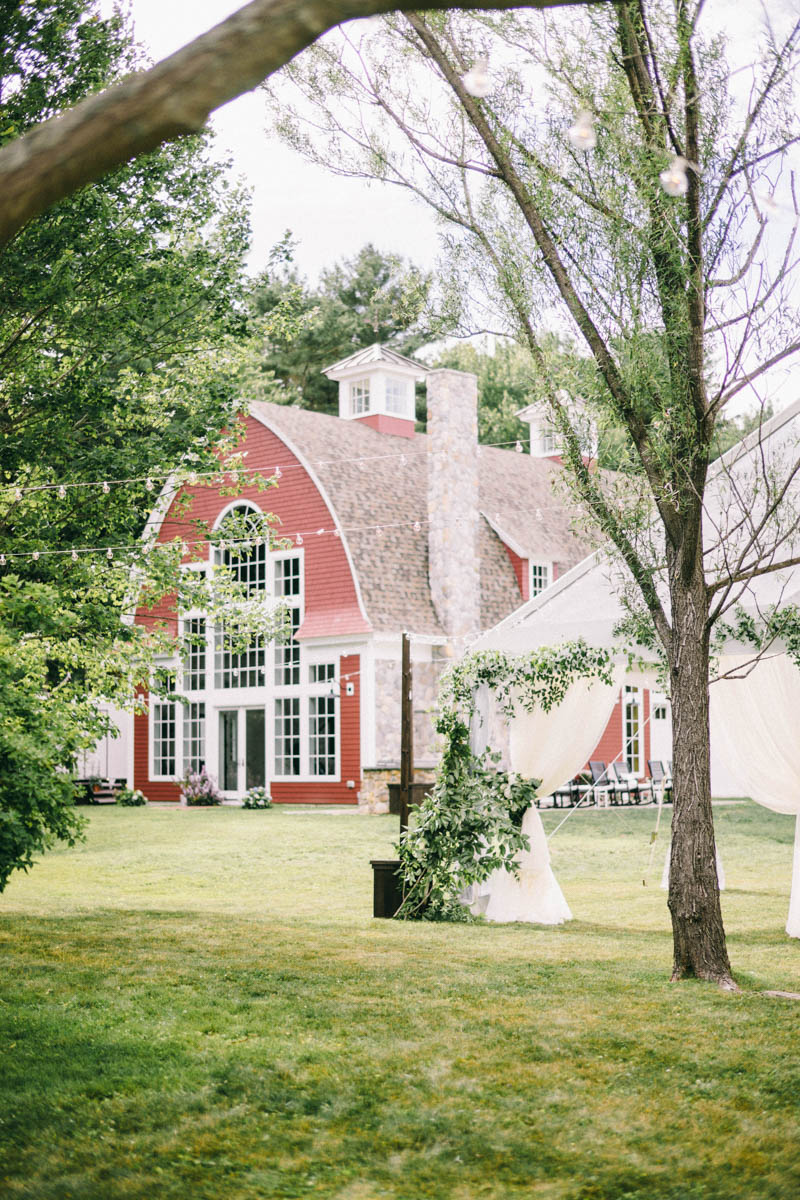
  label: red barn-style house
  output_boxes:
[131,344,664,805]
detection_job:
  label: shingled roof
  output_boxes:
[251,400,593,636]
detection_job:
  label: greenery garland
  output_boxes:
[396,642,614,921]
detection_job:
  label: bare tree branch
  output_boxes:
[0,0,609,250]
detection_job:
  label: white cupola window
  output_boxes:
[322,343,426,435]
[385,374,411,416]
[350,378,371,415]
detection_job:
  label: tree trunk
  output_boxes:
[667,562,736,988]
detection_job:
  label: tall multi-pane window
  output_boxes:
[214,506,268,687]
[385,376,409,415]
[350,379,370,415]
[215,629,266,689]
[183,617,206,691]
[274,556,301,687]
[153,699,177,777]
[183,702,206,773]
[529,563,551,597]
[274,697,301,775]
[309,695,336,775]
[624,687,642,775]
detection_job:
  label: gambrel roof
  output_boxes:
[251,401,593,637]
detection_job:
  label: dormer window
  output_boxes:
[350,379,370,415]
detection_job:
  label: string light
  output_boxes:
[660,156,690,197]
[1,437,540,502]
[515,440,524,453]
[413,521,422,532]
[32,551,39,561]
[462,57,491,98]
[106,548,113,560]
[72,549,79,562]
[146,477,154,491]
[568,110,596,151]
[296,533,303,545]
[0,554,5,566]
[755,191,783,220]
[58,485,66,500]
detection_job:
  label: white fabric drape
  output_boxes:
[508,667,626,797]
[710,653,800,937]
[466,667,625,924]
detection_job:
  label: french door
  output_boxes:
[218,707,266,796]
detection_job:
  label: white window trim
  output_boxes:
[528,561,553,598]
[149,662,181,781]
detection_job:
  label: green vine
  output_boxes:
[396,642,614,921]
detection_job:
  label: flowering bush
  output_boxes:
[117,786,147,807]
[180,768,223,807]
[242,786,272,809]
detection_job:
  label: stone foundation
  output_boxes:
[358,766,437,814]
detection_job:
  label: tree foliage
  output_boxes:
[243,241,435,413]
[0,0,284,887]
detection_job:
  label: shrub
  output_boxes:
[242,786,272,809]
[117,786,147,807]
[180,768,223,807]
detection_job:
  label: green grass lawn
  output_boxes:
[1,802,799,1200]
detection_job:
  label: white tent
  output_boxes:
[470,397,800,936]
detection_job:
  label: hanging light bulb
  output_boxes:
[535,508,543,522]
[375,525,384,536]
[755,191,781,219]
[14,488,22,501]
[102,481,110,494]
[296,533,303,545]
[400,453,407,466]
[413,521,422,532]
[462,57,490,98]
[58,485,67,500]
[333,528,340,539]
[0,554,5,566]
[146,477,154,491]
[106,548,113,560]
[316,527,325,536]
[275,465,282,479]
[188,471,198,486]
[71,549,79,562]
[568,110,596,151]
[32,551,40,561]
[515,440,524,453]
[659,156,689,197]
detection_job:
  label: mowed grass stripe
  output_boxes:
[1,804,798,1199]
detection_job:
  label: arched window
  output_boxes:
[214,504,268,595]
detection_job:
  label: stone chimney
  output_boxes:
[426,369,481,639]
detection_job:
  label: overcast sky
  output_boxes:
[101,0,441,281]
[99,0,799,408]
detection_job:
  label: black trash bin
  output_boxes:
[387,782,433,814]
[370,859,403,918]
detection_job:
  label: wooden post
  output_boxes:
[400,631,413,834]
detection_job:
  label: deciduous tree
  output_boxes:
[266,1,800,986]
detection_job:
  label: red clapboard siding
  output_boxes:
[136,414,370,640]
[134,698,180,802]
[270,652,361,805]
[586,689,652,777]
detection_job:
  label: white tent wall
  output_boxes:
[470,397,800,937]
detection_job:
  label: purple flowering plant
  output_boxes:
[180,767,223,807]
